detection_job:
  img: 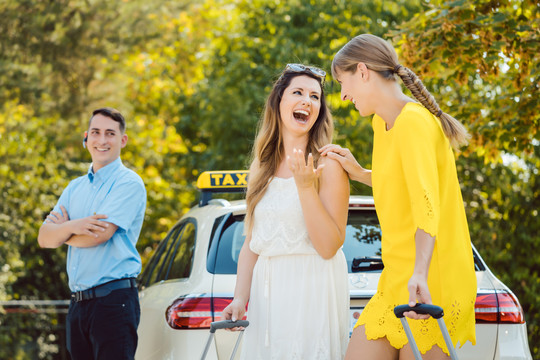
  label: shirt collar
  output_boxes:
[87,157,122,183]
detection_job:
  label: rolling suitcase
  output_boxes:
[394,304,459,360]
[200,320,249,360]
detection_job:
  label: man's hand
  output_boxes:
[69,214,110,238]
[46,205,69,224]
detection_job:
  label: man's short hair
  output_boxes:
[90,108,126,133]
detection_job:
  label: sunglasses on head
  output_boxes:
[285,63,326,83]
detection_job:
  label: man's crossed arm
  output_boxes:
[38,205,118,248]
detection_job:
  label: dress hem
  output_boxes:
[355,320,476,356]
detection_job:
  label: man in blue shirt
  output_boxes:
[38,108,147,360]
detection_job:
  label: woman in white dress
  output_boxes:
[221,64,350,360]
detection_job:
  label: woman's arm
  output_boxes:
[221,234,258,325]
[288,150,350,259]
[404,228,436,320]
[393,111,442,319]
[319,144,372,187]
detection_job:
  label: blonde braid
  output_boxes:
[395,65,470,148]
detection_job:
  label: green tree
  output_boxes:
[0,1,201,357]
[0,0,155,117]
[0,102,77,359]
[394,0,539,159]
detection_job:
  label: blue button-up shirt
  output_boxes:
[52,157,146,292]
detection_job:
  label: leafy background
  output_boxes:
[0,0,538,358]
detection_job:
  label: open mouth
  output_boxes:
[96,147,110,152]
[293,110,309,124]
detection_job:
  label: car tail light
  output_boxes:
[475,290,525,324]
[165,295,246,329]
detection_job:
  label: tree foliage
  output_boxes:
[0,102,77,359]
[394,0,539,159]
[0,0,538,357]
[0,0,156,117]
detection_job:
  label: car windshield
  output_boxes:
[212,210,383,274]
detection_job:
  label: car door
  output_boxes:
[136,220,197,359]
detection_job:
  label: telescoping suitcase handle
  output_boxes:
[394,304,459,360]
[200,320,250,360]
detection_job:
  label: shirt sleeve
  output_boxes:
[45,182,72,224]
[95,179,146,233]
[395,112,441,237]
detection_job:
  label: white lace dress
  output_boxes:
[240,177,349,360]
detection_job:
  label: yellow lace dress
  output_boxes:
[354,102,476,355]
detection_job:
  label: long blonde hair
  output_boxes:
[332,34,470,148]
[244,69,334,233]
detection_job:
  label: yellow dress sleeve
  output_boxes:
[394,111,441,237]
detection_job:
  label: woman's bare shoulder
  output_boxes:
[319,156,348,182]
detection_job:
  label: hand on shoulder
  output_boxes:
[318,144,364,182]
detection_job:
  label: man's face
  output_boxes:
[86,114,127,172]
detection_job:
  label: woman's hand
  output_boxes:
[318,144,365,182]
[221,299,247,331]
[404,273,433,320]
[286,148,323,190]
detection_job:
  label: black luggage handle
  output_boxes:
[201,320,250,359]
[394,304,458,359]
[210,320,249,333]
[394,304,444,319]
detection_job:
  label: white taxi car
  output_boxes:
[135,171,532,360]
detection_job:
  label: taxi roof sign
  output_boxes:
[197,170,249,206]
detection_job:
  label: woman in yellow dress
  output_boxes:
[320,34,477,359]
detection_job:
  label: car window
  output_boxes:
[212,211,384,274]
[146,224,184,286]
[138,240,162,288]
[139,225,181,288]
[472,248,485,271]
[167,221,197,279]
[342,210,383,273]
[213,215,245,274]
[207,214,227,257]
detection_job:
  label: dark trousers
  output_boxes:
[66,287,140,360]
